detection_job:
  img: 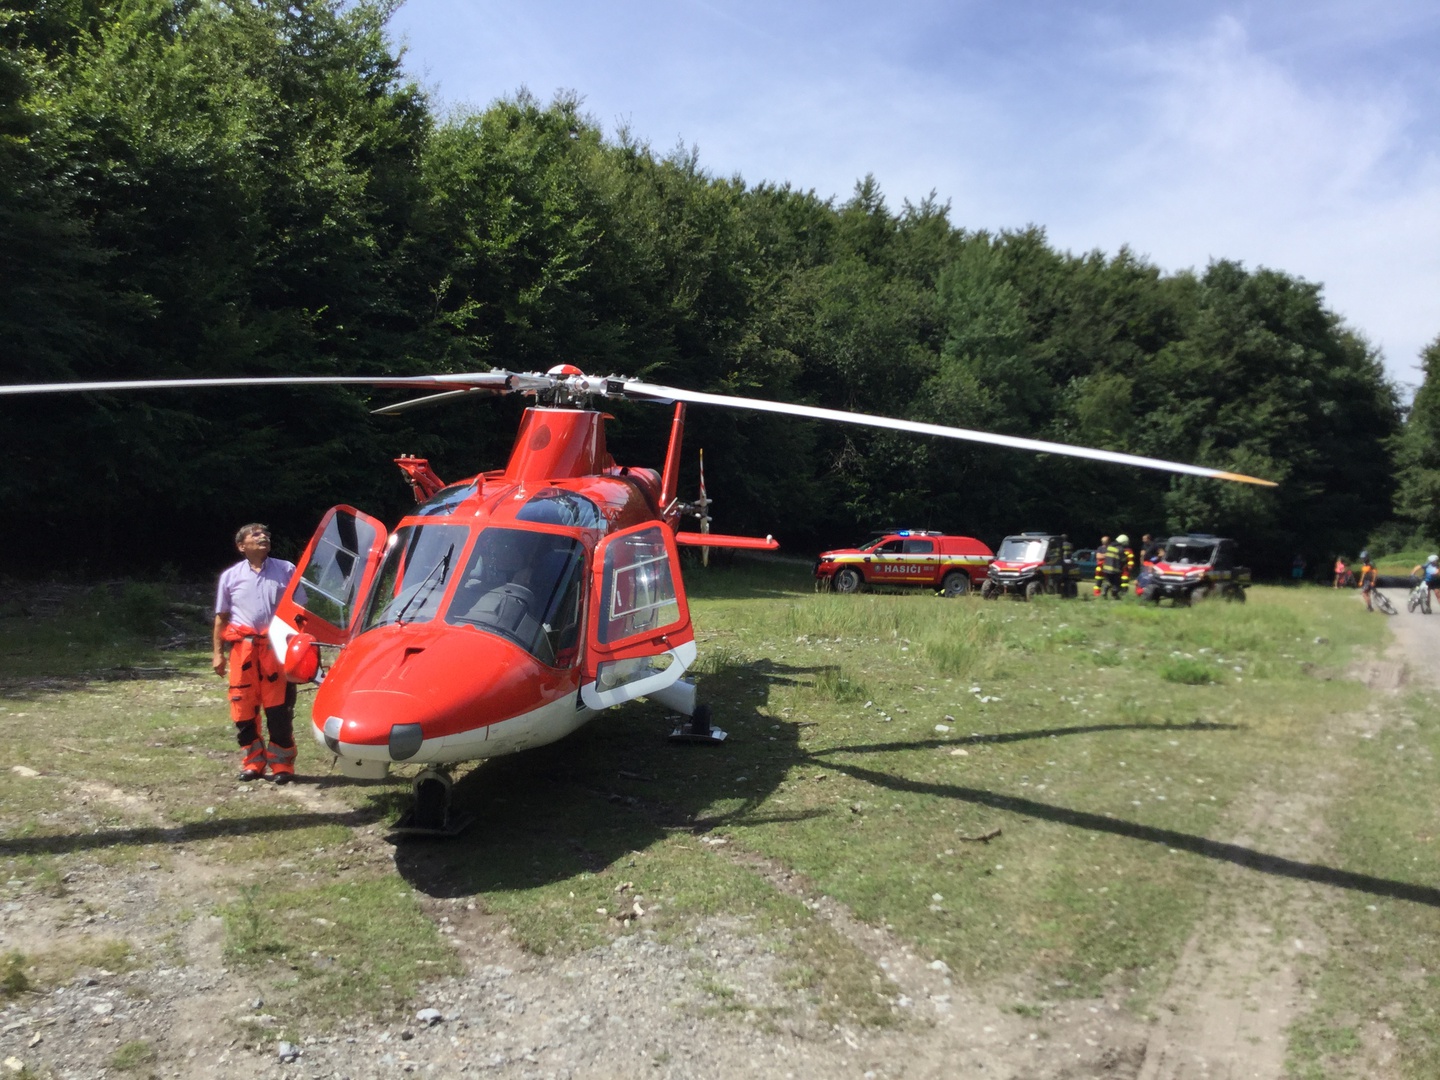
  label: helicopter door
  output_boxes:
[269,506,389,658]
[581,522,696,710]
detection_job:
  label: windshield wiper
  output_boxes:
[395,545,454,624]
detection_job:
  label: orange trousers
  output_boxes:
[223,624,296,775]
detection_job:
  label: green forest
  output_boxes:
[2,0,1434,575]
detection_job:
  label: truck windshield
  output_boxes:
[444,527,585,667]
[1165,541,1214,565]
[997,538,1046,562]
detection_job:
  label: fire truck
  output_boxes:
[1142,533,1250,605]
[814,531,994,596]
[981,532,1078,600]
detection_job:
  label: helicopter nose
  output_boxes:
[312,623,575,762]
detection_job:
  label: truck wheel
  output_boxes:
[981,580,1001,600]
[941,571,970,597]
[1233,586,1246,603]
[1024,579,1043,601]
[833,567,863,594]
[1178,589,1193,607]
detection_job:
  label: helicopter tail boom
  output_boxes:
[675,531,778,550]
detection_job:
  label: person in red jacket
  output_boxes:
[212,524,299,782]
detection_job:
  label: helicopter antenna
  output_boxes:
[697,450,711,567]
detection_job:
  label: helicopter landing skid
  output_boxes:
[391,767,475,837]
[668,704,727,744]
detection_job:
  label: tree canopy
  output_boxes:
[0,0,1407,575]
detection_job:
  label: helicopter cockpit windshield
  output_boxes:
[360,524,467,631]
[445,527,586,667]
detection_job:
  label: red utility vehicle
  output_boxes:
[814,531,994,596]
[1142,533,1250,605]
[981,532,1078,600]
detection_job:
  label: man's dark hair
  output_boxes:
[235,523,271,546]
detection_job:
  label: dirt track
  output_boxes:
[0,591,1434,1079]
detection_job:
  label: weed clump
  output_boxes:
[110,1039,157,1072]
[1160,659,1223,685]
[812,667,868,702]
[0,952,29,997]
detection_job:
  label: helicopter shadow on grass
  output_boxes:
[392,661,1440,911]
[806,737,1440,909]
[0,665,207,701]
[0,807,379,858]
[390,657,833,899]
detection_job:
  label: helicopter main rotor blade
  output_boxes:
[371,387,507,414]
[0,371,519,397]
[616,380,1278,487]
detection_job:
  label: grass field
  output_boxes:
[1,566,1437,1075]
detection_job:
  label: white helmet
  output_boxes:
[1115,534,1129,546]
[1428,554,1438,565]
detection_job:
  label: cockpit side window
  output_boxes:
[445,527,585,667]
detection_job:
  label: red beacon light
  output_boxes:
[284,631,321,683]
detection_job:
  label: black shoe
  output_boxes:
[271,773,293,786]
[238,769,264,782]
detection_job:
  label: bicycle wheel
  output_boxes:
[1409,590,1421,614]
[1374,591,1398,615]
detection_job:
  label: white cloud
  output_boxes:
[1043,16,1440,380]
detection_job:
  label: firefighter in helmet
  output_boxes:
[1116,534,1136,596]
[1098,534,1130,600]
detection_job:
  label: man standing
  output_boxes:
[1093,536,1110,597]
[1141,534,1163,566]
[213,524,299,783]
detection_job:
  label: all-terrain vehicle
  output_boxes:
[981,532,1079,600]
[1143,533,1250,605]
[815,530,994,597]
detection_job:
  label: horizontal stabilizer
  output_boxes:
[675,532,779,550]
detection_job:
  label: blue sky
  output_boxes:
[387,1,1440,388]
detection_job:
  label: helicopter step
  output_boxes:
[391,767,476,837]
[657,678,727,744]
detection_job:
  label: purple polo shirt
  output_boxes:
[215,557,298,630]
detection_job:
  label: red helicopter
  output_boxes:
[0,367,1275,831]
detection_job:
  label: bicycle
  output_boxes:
[1408,576,1433,615]
[1371,588,1398,615]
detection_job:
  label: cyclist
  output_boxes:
[1410,553,1440,601]
[1358,555,1378,611]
